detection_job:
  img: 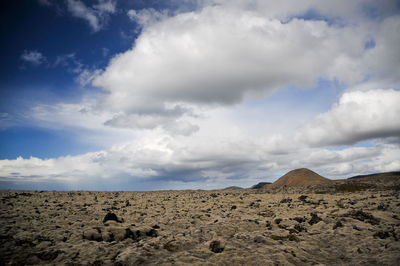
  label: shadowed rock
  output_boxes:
[309,213,322,225]
[333,220,343,229]
[209,240,224,253]
[83,228,103,242]
[342,210,380,225]
[103,212,121,223]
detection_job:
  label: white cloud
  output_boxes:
[0,113,14,129]
[93,0,116,14]
[296,89,400,146]
[66,0,116,32]
[76,68,102,86]
[53,53,103,86]
[195,0,398,22]
[95,7,368,110]
[20,50,46,65]
[53,53,83,73]
[127,8,169,27]
[105,111,199,136]
[1,132,398,189]
[94,2,398,133]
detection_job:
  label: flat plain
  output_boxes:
[1,173,399,265]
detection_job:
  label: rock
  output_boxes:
[280,198,292,203]
[231,205,237,210]
[298,195,308,202]
[266,221,272,230]
[107,227,128,241]
[36,250,61,261]
[374,231,391,239]
[333,220,343,230]
[270,234,300,242]
[254,236,267,243]
[258,210,274,217]
[342,210,380,225]
[353,225,361,231]
[377,203,387,211]
[82,228,103,242]
[101,230,114,242]
[308,213,322,225]
[103,212,121,223]
[274,218,283,224]
[209,240,224,253]
[293,217,306,223]
[164,241,180,252]
[294,224,306,232]
[146,228,158,237]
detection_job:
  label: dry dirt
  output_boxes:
[1,184,400,265]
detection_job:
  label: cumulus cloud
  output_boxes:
[66,0,116,32]
[93,1,400,133]
[105,109,199,136]
[95,7,368,111]
[296,89,400,146]
[20,50,46,65]
[1,132,399,190]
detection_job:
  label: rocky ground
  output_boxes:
[1,180,400,265]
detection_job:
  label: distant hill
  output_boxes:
[223,186,244,190]
[267,168,333,188]
[348,171,400,180]
[251,182,271,189]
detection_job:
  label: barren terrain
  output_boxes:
[1,174,400,265]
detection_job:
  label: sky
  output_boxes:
[0,0,399,191]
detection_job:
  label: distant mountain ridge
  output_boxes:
[251,182,271,189]
[223,186,244,190]
[348,171,400,179]
[266,168,333,188]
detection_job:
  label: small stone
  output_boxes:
[266,221,272,230]
[254,236,267,243]
[293,217,306,223]
[298,195,308,202]
[103,212,121,223]
[280,198,292,203]
[82,228,103,242]
[294,224,306,232]
[374,231,391,239]
[333,220,343,230]
[274,218,282,224]
[146,228,158,237]
[209,240,224,253]
[164,241,180,252]
[353,225,361,231]
[37,250,60,261]
[309,213,322,225]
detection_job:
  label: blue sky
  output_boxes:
[0,0,399,190]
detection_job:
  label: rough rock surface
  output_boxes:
[1,178,400,265]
